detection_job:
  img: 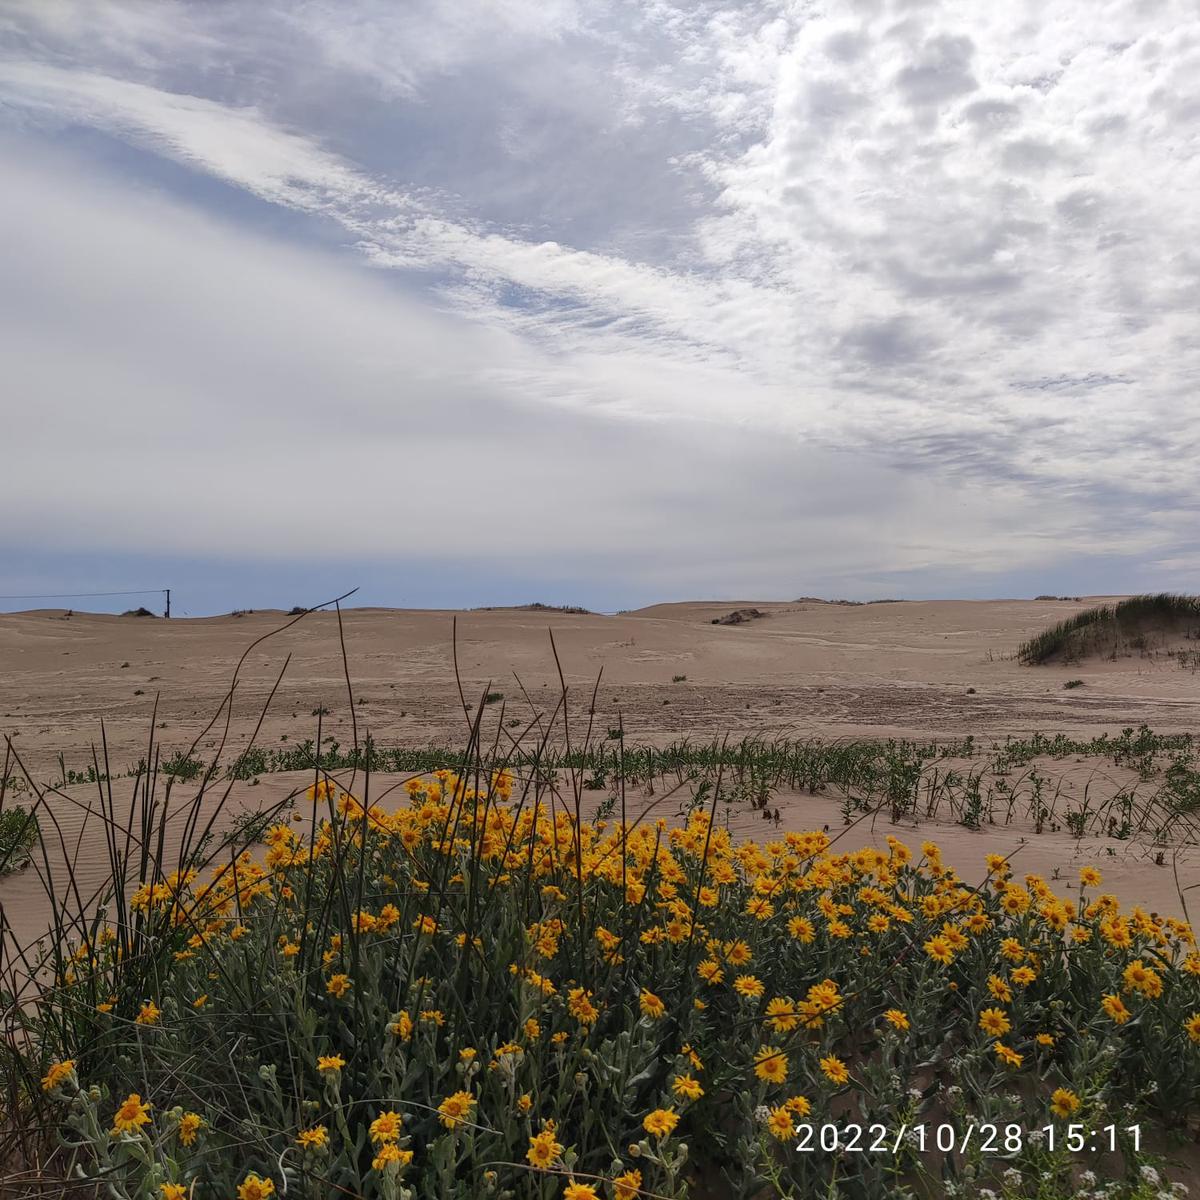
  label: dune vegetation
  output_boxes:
[4,742,1200,1197]
[1018,594,1200,666]
[5,615,1200,1200]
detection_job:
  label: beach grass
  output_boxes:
[1018,595,1200,665]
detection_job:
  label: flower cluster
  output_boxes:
[32,768,1200,1198]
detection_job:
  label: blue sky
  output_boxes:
[2,1,1198,614]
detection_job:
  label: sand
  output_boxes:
[4,598,1200,966]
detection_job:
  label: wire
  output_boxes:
[0,589,167,600]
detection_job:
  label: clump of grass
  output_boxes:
[0,804,38,875]
[1018,594,1200,664]
[671,674,687,683]
[1063,679,1085,689]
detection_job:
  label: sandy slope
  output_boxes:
[4,598,1200,964]
[3,598,1198,781]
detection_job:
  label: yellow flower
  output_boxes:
[177,1112,203,1146]
[236,1174,276,1200]
[192,995,208,1008]
[370,1110,403,1144]
[136,1000,161,1026]
[567,987,600,1026]
[1101,993,1131,1024]
[733,974,765,999]
[982,978,1010,1007]
[517,1092,533,1113]
[563,1185,600,1200]
[883,1009,909,1031]
[526,1127,564,1169]
[41,1060,75,1093]
[297,1125,329,1150]
[642,1108,680,1138]
[111,1093,151,1136]
[672,1074,704,1101]
[998,937,1024,962]
[767,1106,796,1140]
[326,973,352,999]
[923,935,954,965]
[371,1143,413,1171]
[1079,866,1102,887]
[613,1169,643,1200]
[161,1186,187,1200]
[1122,959,1162,998]
[317,1054,345,1073]
[993,1042,1023,1068]
[725,939,752,966]
[766,996,799,1032]
[437,1090,476,1129]
[1185,1013,1200,1043]
[1050,1088,1080,1118]
[639,990,666,1019]
[978,1008,1011,1037]
[754,1046,788,1084]
[1036,1033,1055,1047]
[787,916,816,943]
[819,1055,849,1085]
[1011,966,1037,987]
[785,1095,812,1116]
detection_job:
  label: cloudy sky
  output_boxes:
[1,0,1197,613]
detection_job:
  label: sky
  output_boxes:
[1,0,1198,615]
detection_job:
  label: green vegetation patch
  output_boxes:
[0,803,39,875]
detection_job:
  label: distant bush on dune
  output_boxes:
[711,607,765,625]
[1019,593,1200,664]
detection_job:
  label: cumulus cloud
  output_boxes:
[1,0,1198,604]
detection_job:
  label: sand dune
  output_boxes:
[5,598,1200,965]
[3,598,1197,782]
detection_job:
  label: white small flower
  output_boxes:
[1080,1171,1097,1186]
[1028,1128,1045,1147]
[1002,1168,1022,1187]
[1142,1167,1162,1186]
[753,1105,770,1124]
[1172,1184,1190,1197]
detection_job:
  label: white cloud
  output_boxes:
[1,0,1199,598]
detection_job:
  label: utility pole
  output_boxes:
[165,588,171,619]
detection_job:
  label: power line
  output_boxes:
[0,589,166,600]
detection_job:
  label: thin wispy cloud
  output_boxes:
[1,0,1197,607]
